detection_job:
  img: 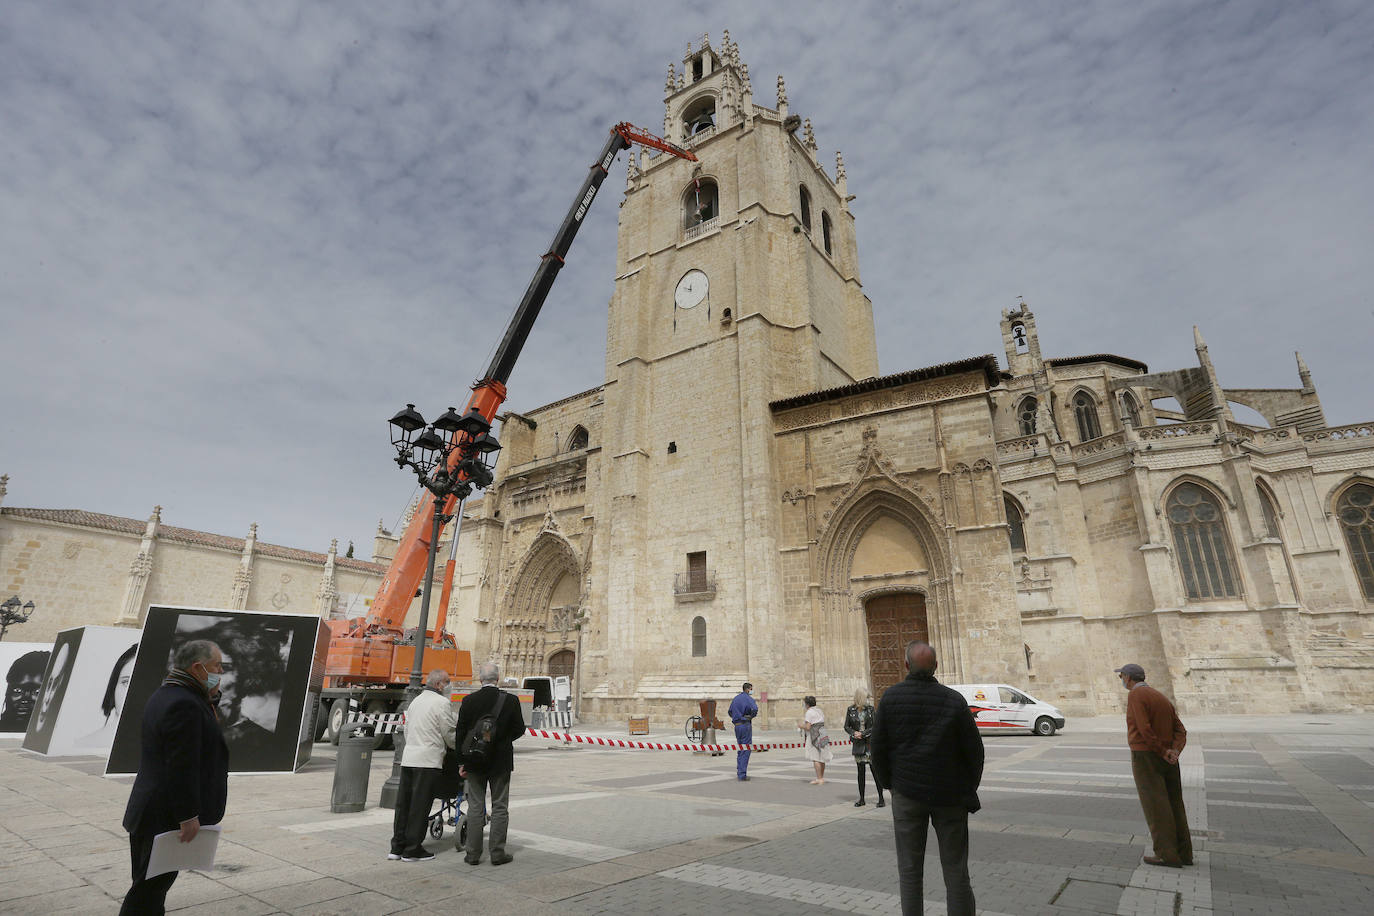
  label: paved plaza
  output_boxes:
[3,714,1373,915]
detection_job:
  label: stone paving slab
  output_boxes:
[3,714,1374,914]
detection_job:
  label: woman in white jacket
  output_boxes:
[799,695,833,784]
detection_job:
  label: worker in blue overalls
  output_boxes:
[727,682,758,781]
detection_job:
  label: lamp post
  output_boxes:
[0,596,36,641]
[379,403,501,808]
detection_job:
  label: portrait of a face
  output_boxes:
[108,606,328,775]
[35,642,71,733]
[1,650,50,732]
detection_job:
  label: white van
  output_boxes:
[947,684,1066,736]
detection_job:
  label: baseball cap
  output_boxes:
[1113,663,1145,680]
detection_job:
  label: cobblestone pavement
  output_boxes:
[2,714,1372,914]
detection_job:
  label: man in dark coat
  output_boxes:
[120,639,230,916]
[871,641,984,916]
[456,662,525,865]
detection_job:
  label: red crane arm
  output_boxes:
[613,122,698,161]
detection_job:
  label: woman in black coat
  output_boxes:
[844,687,885,807]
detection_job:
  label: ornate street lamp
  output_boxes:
[380,404,500,807]
[387,404,501,698]
[0,596,36,641]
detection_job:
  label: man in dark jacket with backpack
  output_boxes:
[456,661,525,865]
[871,641,984,916]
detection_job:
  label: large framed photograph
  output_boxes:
[20,626,139,756]
[0,642,54,734]
[106,606,329,774]
[20,628,83,754]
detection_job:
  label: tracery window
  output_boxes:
[1167,482,1240,599]
[1121,390,1142,428]
[567,425,589,451]
[1074,391,1102,442]
[1336,484,1374,600]
[683,178,718,229]
[799,184,812,233]
[1017,396,1038,437]
[821,211,833,255]
[1005,495,1026,553]
[691,616,707,657]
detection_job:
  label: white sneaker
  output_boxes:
[386,853,402,861]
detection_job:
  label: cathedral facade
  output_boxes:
[429,35,1374,722]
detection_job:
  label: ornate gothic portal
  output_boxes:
[814,433,961,694]
[496,532,582,682]
[865,593,929,698]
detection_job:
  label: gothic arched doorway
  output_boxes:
[865,592,928,699]
[548,649,575,680]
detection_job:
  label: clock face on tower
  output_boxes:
[674,269,709,309]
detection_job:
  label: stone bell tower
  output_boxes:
[584,31,878,708]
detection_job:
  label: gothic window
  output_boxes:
[799,184,812,233]
[1336,483,1374,600]
[683,178,718,229]
[821,211,833,255]
[567,425,588,451]
[691,616,707,656]
[1073,391,1102,442]
[1121,390,1142,428]
[682,96,716,135]
[1167,482,1241,600]
[1257,483,1282,539]
[1005,495,1026,554]
[1017,396,1038,436]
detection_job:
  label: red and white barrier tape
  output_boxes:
[524,726,851,753]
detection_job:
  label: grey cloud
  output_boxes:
[2,0,1370,553]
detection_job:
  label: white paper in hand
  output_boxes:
[146,825,222,878]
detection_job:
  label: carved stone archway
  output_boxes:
[814,432,958,688]
[497,530,581,682]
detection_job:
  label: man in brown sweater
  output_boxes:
[1115,662,1192,868]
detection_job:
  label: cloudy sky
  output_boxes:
[3,1,1371,556]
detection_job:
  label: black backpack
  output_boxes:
[461,690,508,764]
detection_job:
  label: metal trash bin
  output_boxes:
[331,724,375,813]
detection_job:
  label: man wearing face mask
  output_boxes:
[727,682,758,781]
[120,640,229,916]
[389,669,456,863]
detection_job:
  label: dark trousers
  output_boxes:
[390,766,440,857]
[464,769,511,859]
[856,759,884,801]
[119,832,178,916]
[1130,750,1192,864]
[734,722,752,777]
[890,790,974,916]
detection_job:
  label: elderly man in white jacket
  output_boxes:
[388,669,456,862]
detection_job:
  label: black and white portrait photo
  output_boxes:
[19,627,145,757]
[107,606,329,774]
[0,644,53,734]
[76,641,139,750]
[21,628,81,754]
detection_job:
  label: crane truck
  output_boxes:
[316,123,697,744]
